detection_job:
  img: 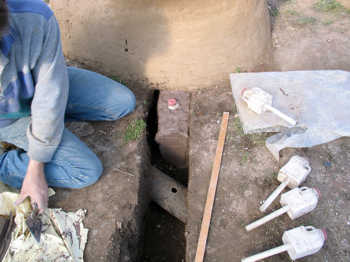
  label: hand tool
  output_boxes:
[0,213,15,261]
[26,203,42,243]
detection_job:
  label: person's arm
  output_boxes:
[17,15,69,211]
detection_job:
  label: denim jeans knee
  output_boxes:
[75,154,103,188]
[106,84,136,121]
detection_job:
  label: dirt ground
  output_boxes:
[186,1,350,261]
[50,77,154,261]
[272,0,350,71]
[186,85,350,262]
[142,203,186,262]
[3,1,350,261]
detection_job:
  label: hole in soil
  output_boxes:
[143,89,188,262]
[146,90,160,165]
[142,202,186,262]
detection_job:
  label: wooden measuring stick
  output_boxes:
[194,112,229,262]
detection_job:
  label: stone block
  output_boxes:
[156,91,190,168]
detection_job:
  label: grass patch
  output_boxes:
[124,119,146,143]
[295,16,317,25]
[233,117,245,136]
[322,19,334,25]
[110,75,126,85]
[232,117,268,147]
[286,9,299,16]
[249,133,268,146]
[313,0,347,12]
[272,172,278,179]
[286,10,317,26]
[241,151,250,164]
[269,6,279,17]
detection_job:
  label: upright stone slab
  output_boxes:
[156,91,190,168]
[50,0,272,90]
[51,86,153,262]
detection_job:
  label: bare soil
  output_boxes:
[186,85,350,262]
[272,0,350,71]
[186,2,350,261]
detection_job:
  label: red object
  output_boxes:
[168,98,177,107]
[314,188,321,199]
[240,88,248,97]
[322,229,327,241]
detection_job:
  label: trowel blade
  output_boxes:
[25,204,42,243]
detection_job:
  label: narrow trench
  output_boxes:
[142,90,187,262]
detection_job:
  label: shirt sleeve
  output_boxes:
[27,15,69,163]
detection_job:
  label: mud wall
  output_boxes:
[51,0,272,90]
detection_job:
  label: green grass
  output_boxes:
[286,9,317,25]
[124,119,146,143]
[322,19,335,25]
[286,9,299,16]
[233,117,245,136]
[235,67,242,73]
[241,151,250,164]
[295,16,317,25]
[270,6,280,17]
[249,133,268,146]
[110,75,126,85]
[313,0,347,12]
[272,172,278,179]
[232,117,268,147]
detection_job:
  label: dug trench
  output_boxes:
[142,90,189,262]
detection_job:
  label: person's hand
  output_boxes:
[15,160,48,213]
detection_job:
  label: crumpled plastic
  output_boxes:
[230,70,350,160]
[0,190,88,262]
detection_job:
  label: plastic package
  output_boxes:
[246,187,319,231]
[260,155,311,212]
[242,225,326,262]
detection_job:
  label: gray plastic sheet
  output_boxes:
[230,70,350,160]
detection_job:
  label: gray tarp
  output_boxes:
[230,70,350,160]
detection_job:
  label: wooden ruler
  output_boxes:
[194,112,229,262]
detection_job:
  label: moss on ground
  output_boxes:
[232,117,269,148]
[295,16,317,25]
[313,0,350,13]
[286,9,318,25]
[124,119,146,143]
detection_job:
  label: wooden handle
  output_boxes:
[194,112,229,262]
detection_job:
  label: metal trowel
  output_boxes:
[26,203,42,243]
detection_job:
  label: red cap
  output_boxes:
[313,188,321,199]
[168,98,177,107]
[241,88,248,97]
[322,229,327,241]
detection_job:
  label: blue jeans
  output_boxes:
[0,67,136,189]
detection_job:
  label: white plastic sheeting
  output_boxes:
[231,70,350,160]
